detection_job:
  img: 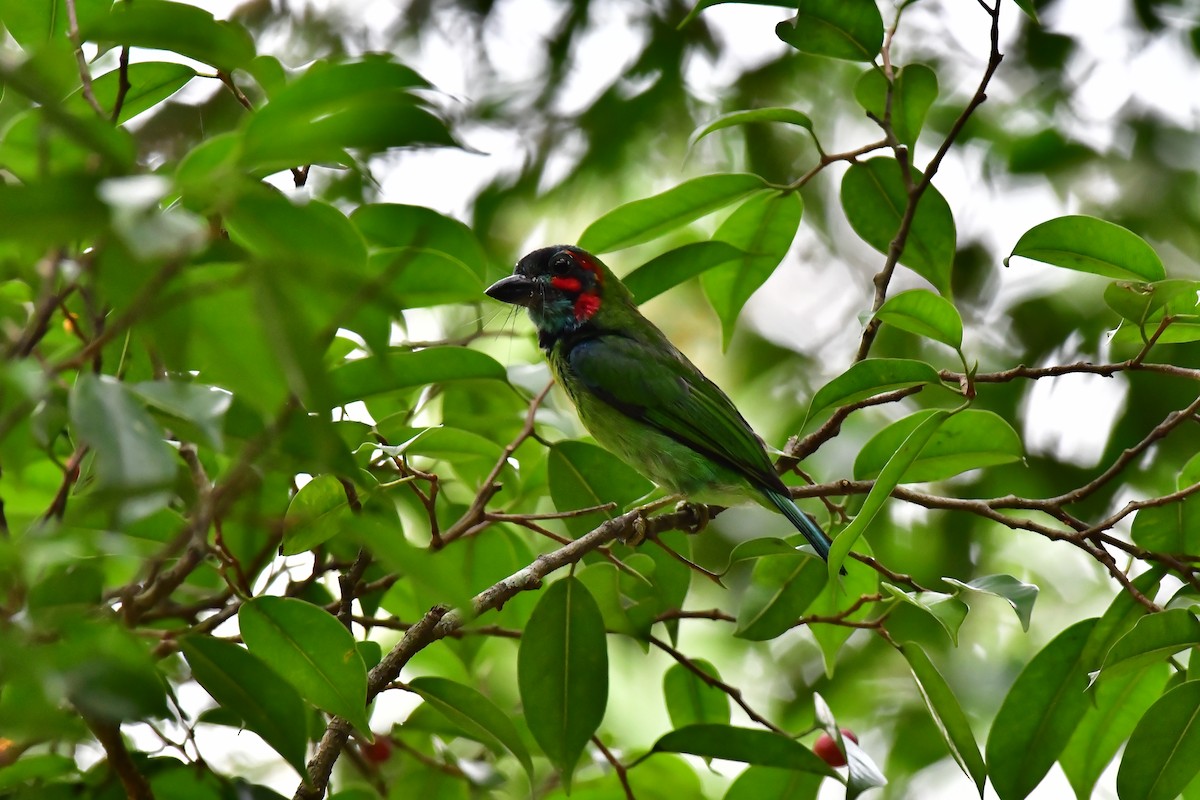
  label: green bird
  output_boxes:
[485,245,833,562]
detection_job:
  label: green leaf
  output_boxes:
[854,409,1023,483]
[735,553,826,641]
[0,177,109,249]
[577,173,766,253]
[690,108,814,147]
[351,203,488,279]
[1132,454,1200,553]
[225,189,367,272]
[720,537,799,574]
[651,724,836,776]
[805,358,942,424]
[1095,608,1200,682]
[986,618,1097,800]
[77,62,196,124]
[1007,215,1165,281]
[884,586,968,645]
[854,64,939,148]
[0,754,76,791]
[811,547,880,674]
[127,380,231,452]
[1103,279,1199,323]
[702,190,804,348]
[180,636,310,778]
[1009,0,1039,22]
[240,58,450,175]
[829,409,951,579]
[282,474,350,555]
[408,676,534,779]
[238,596,372,735]
[677,0,796,30]
[82,0,256,72]
[518,577,608,791]
[623,242,744,304]
[943,574,1040,632]
[900,642,987,795]
[0,0,109,48]
[775,0,885,61]
[1117,680,1200,800]
[723,765,822,800]
[69,373,175,520]
[663,660,730,728]
[841,157,956,295]
[327,348,506,407]
[875,289,964,350]
[547,441,653,536]
[361,248,484,310]
[1060,662,1170,800]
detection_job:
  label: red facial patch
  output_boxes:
[573,251,604,285]
[550,276,582,292]
[574,291,601,320]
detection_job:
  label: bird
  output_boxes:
[484,244,833,563]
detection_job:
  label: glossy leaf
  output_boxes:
[623,241,743,304]
[351,203,488,279]
[811,545,880,674]
[690,108,813,147]
[238,596,372,735]
[0,0,109,48]
[854,409,1023,483]
[225,189,367,272]
[127,380,231,452]
[829,409,950,579]
[1007,215,1165,281]
[1095,608,1200,681]
[986,618,1097,800]
[735,552,826,641]
[80,62,196,124]
[943,574,1040,632]
[282,474,349,555]
[854,64,939,148]
[884,585,968,645]
[677,0,796,30]
[805,358,942,424]
[408,676,534,778]
[82,1,256,72]
[720,537,798,574]
[841,158,956,295]
[180,636,309,778]
[663,660,730,728]
[518,578,608,790]
[900,642,987,794]
[702,190,803,348]
[651,724,836,776]
[723,765,821,800]
[1103,279,1199,323]
[578,173,766,253]
[775,0,885,61]
[875,289,964,350]
[547,440,653,536]
[1117,680,1200,800]
[327,348,506,407]
[69,373,175,519]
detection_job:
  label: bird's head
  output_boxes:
[486,246,628,341]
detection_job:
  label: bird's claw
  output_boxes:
[676,500,709,534]
[622,511,649,546]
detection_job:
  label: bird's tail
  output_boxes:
[762,487,833,563]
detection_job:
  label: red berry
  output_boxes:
[813,728,858,768]
[361,738,391,764]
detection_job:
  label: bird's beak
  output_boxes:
[485,274,538,307]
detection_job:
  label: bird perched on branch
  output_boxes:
[485,245,833,562]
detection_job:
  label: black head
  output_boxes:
[485,246,610,341]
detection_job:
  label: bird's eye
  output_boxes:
[551,254,573,275]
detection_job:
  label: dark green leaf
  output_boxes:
[238,596,372,734]
[841,158,956,295]
[623,241,744,304]
[884,586,968,645]
[180,636,309,778]
[986,618,1097,800]
[0,177,108,248]
[735,553,826,641]
[690,108,813,147]
[518,577,608,790]
[82,0,256,72]
[900,642,987,794]
[723,765,821,800]
[805,358,942,424]
[662,660,730,728]
[547,441,653,536]
[1103,279,1199,323]
[875,289,963,350]
[282,474,350,555]
[363,248,483,309]
[828,409,950,578]
[1006,215,1165,281]
[351,203,488,279]
[225,189,367,272]
[776,0,885,61]
[943,574,1039,632]
[127,380,231,452]
[577,173,766,253]
[854,409,1023,483]
[854,64,939,148]
[702,190,803,348]
[327,348,506,407]
[0,0,108,48]
[408,676,534,778]
[677,0,796,30]
[1117,680,1200,800]
[651,724,836,776]
[1095,608,1200,682]
[75,62,196,124]
[720,537,799,574]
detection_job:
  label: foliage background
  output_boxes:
[4,1,1200,799]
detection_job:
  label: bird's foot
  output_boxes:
[676,500,709,534]
[621,511,650,546]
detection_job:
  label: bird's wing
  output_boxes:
[566,333,782,490]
